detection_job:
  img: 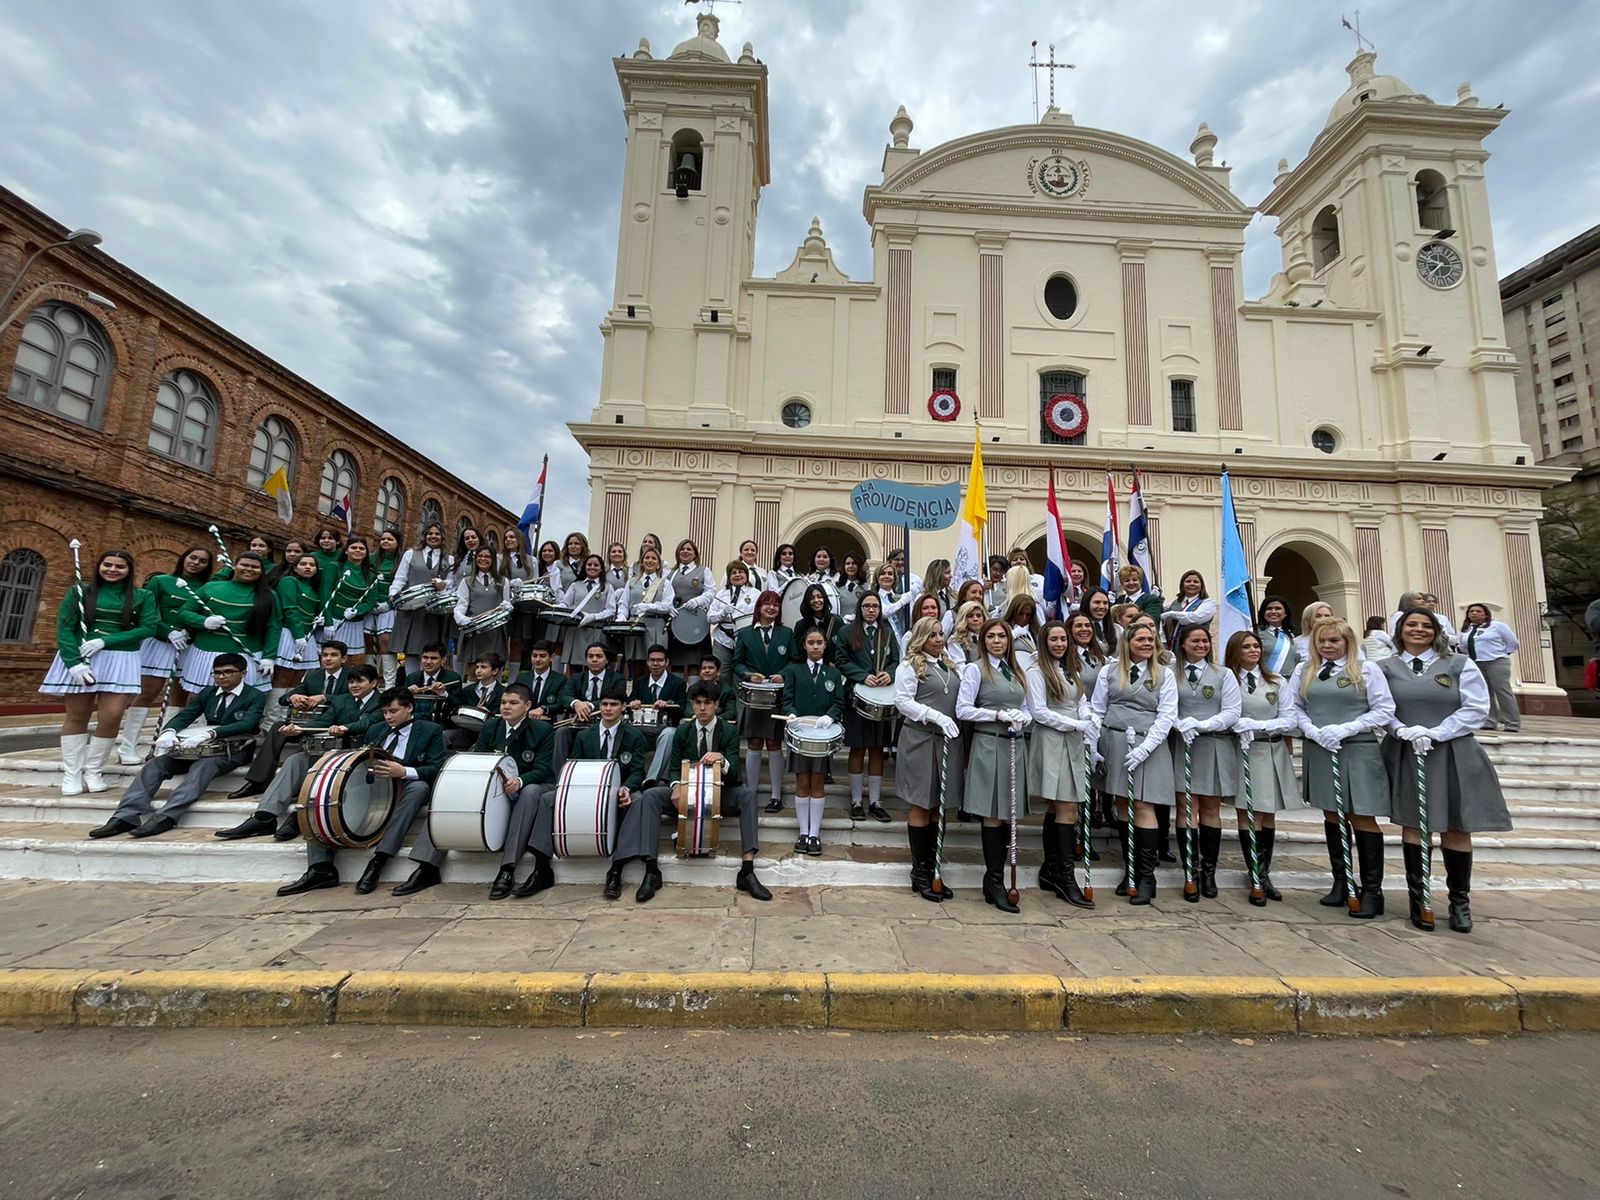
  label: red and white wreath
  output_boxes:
[927,389,961,422]
[1043,393,1089,439]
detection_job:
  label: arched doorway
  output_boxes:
[794,523,868,578]
[1262,539,1357,627]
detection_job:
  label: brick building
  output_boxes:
[0,186,514,709]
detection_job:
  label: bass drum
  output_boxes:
[298,747,398,849]
[428,752,516,853]
[669,607,709,645]
[780,577,839,628]
[673,761,722,858]
[550,759,620,858]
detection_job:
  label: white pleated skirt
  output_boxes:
[276,628,321,671]
[368,608,396,635]
[40,650,143,695]
[321,619,369,651]
[139,637,179,677]
[179,646,268,692]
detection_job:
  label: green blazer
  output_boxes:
[781,661,846,721]
[571,720,648,792]
[1115,590,1165,621]
[165,685,267,740]
[323,690,383,740]
[403,669,462,719]
[569,669,628,706]
[473,716,555,788]
[363,718,448,785]
[832,621,900,687]
[516,670,572,720]
[630,671,687,711]
[458,678,505,714]
[665,719,744,788]
[282,667,352,707]
[734,623,796,680]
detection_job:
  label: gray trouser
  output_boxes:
[640,782,758,855]
[409,782,542,870]
[259,751,313,819]
[612,789,666,863]
[1479,656,1520,730]
[713,642,734,675]
[306,778,429,866]
[113,750,251,823]
[552,726,576,776]
[645,729,676,785]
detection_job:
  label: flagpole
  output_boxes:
[530,454,549,557]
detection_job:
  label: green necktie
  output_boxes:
[1187,664,1199,685]
[1129,665,1140,684]
[998,661,1012,681]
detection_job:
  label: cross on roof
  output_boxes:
[1028,41,1076,121]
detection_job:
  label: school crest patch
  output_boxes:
[620,751,633,764]
[520,750,535,763]
[1201,685,1216,699]
[1143,678,1156,692]
[825,680,835,692]
[1435,674,1453,687]
[1265,691,1278,705]
[1336,676,1352,688]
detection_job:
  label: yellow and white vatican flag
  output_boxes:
[262,465,294,524]
[951,424,987,591]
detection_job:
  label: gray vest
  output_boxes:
[673,567,708,602]
[1302,662,1370,724]
[572,579,608,616]
[464,575,501,618]
[974,664,1025,720]
[1176,661,1226,719]
[1378,653,1467,726]
[914,661,961,718]
[1237,671,1283,722]
[1103,665,1161,733]
[1077,652,1108,702]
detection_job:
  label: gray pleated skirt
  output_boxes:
[963,725,1030,820]
[1302,735,1390,818]
[896,720,965,812]
[1027,724,1087,806]
[1167,731,1239,796]
[1381,735,1511,833]
[1232,738,1302,812]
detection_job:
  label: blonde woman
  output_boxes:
[1293,600,1336,664]
[1002,592,1042,672]
[893,617,965,902]
[945,599,987,666]
[1287,617,1395,919]
[1027,620,1094,908]
[955,620,1032,913]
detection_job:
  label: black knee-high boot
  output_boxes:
[1130,827,1159,906]
[1114,819,1135,896]
[1239,828,1266,906]
[1443,846,1473,933]
[1402,840,1434,930]
[1155,804,1175,862]
[1350,829,1385,919]
[1319,821,1350,907]
[1257,827,1282,901]
[907,823,944,903]
[1038,810,1060,889]
[981,823,1019,913]
[1049,819,1093,908]
[1198,824,1221,899]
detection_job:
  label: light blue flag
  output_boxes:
[1219,470,1252,645]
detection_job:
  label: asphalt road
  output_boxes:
[2,1028,1595,1200]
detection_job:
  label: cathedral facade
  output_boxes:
[569,13,1565,710]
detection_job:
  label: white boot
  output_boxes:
[83,736,116,793]
[116,706,149,765]
[260,687,289,732]
[60,733,90,796]
[380,653,399,690]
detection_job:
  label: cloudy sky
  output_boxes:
[4,0,1597,537]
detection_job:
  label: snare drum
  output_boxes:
[460,607,510,636]
[297,746,398,849]
[169,728,253,761]
[603,622,644,640]
[299,728,344,756]
[550,759,620,858]
[393,583,438,611]
[673,761,722,857]
[670,607,710,644]
[785,716,844,758]
[629,705,673,731]
[423,589,460,614]
[428,752,517,853]
[851,684,899,722]
[451,706,490,733]
[780,576,839,627]
[737,679,783,710]
[511,580,559,612]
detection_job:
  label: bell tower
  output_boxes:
[598,13,770,429]
[1258,51,1526,463]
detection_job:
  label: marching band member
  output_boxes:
[1066,561,1087,609]
[89,653,265,839]
[893,616,964,901]
[1113,564,1163,622]
[1459,602,1522,732]
[276,687,447,896]
[736,538,767,592]
[1255,594,1298,680]
[368,529,402,683]
[1168,624,1241,900]
[1294,601,1335,663]
[497,525,532,673]
[899,594,942,658]
[519,641,572,726]
[403,642,462,726]
[662,538,716,671]
[573,688,663,903]
[623,546,671,670]
[214,663,382,841]
[1161,570,1218,650]
[957,620,1032,913]
[632,643,689,783]
[942,580,987,636]
[453,546,513,669]
[634,685,772,899]
[708,560,759,674]
[447,653,507,750]
[175,552,281,695]
[1287,618,1396,919]
[43,548,158,794]
[806,545,840,584]
[1078,588,1117,655]
[558,531,589,590]
[874,562,913,639]
[1069,610,1113,859]
[560,553,623,666]
[1381,608,1511,934]
[227,639,350,799]
[791,583,843,664]
[945,599,987,665]
[402,682,556,900]
[308,525,344,600]
[267,539,304,585]
[984,555,1010,616]
[1002,591,1042,672]
[604,541,631,592]
[734,590,793,813]
[388,522,455,669]
[1225,630,1299,903]
[781,627,845,856]
[319,536,382,663]
[922,558,955,616]
[630,534,663,580]
[697,655,739,724]
[121,545,214,765]
[836,552,868,620]
[1027,619,1094,908]
[535,539,563,582]
[1090,621,1177,905]
[243,533,278,571]
[835,591,899,822]
[769,543,799,593]
[557,641,627,771]
[452,525,484,583]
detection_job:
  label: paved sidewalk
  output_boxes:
[6,877,1600,980]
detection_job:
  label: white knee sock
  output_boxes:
[849,773,864,805]
[805,796,823,838]
[767,751,784,800]
[744,750,763,794]
[868,775,882,807]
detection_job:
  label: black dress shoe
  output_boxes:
[807,836,822,857]
[489,866,516,900]
[764,798,782,813]
[392,863,442,897]
[88,817,136,839]
[355,855,387,895]
[849,802,866,822]
[603,864,624,900]
[636,862,662,903]
[867,803,892,824]
[793,834,807,854]
[277,865,339,896]
[514,858,555,898]
[228,781,266,800]
[273,821,300,842]
[737,865,772,901]
[215,812,278,840]
[130,815,177,839]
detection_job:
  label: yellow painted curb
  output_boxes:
[0,969,92,1026]
[74,970,347,1028]
[338,970,587,1027]
[1508,977,1600,1032]
[1064,975,1296,1035]
[1288,975,1521,1036]
[826,972,1065,1032]
[587,971,826,1028]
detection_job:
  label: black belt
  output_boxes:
[973,727,1028,740]
[1254,734,1284,744]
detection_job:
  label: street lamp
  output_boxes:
[0,284,115,335]
[0,227,104,317]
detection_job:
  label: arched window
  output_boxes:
[318,449,358,516]
[454,515,472,546]
[247,415,298,488]
[1312,205,1341,270]
[0,548,47,644]
[1039,370,1088,447]
[148,369,219,469]
[6,302,113,426]
[485,530,499,553]
[668,128,703,194]
[1415,169,1450,231]
[373,476,405,534]
[419,498,443,537]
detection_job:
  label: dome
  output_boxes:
[1321,50,1430,130]
[671,12,731,63]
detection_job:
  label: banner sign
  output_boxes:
[849,481,960,531]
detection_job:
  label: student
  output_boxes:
[781,628,846,856]
[1168,625,1241,901]
[1458,602,1522,732]
[319,536,382,662]
[1254,594,1298,679]
[227,640,351,798]
[734,590,794,813]
[833,591,899,822]
[956,620,1032,913]
[518,641,572,725]
[175,551,281,695]
[708,560,760,675]
[403,643,462,726]
[697,655,739,724]
[1027,620,1094,909]
[121,545,215,764]
[1223,631,1299,904]
[1161,570,1217,651]
[574,688,662,903]
[447,653,508,750]
[893,617,964,900]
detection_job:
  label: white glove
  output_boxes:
[1012,710,1032,730]
[67,663,96,687]
[498,600,514,613]
[580,613,600,626]
[1233,718,1258,736]
[374,602,391,615]
[78,637,105,658]
[343,607,359,620]
[293,638,309,659]
[1179,723,1199,746]
[1394,724,1426,742]
[203,615,227,631]
[1410,735,1435,756]
[1091,746,1105,770]
[815,716,834,730]
[937,715,959,739]
[1313,728,1343,752]
[1125,743,1151,770]
[1237,729,1254,753]
[167,629,189,650]
[313,613,327,628]
[257,656,275,674]
[155,730,178,752]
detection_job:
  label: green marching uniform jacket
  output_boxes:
[143,573,202,642]
[323,563,382,623]
[177,578,282,656]
[56,581,158,667]
[570,720,648,792]
[473,716,556,789]
[275,575,321,644]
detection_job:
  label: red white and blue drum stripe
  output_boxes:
[679,764,719,856]
[1043,392,1089,439]
[301,749,389,848]
[552,759,619,857]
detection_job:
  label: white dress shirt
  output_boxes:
[1232,669,1297,736]
[1392,650,1490,741]
[1285,658,1396,738]
[1459,620,1519,662]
